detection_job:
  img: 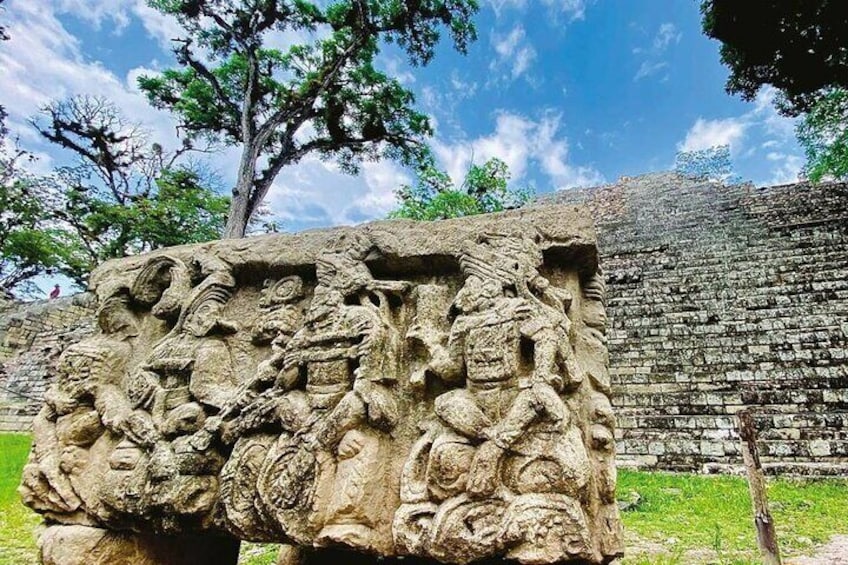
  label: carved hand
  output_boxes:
[337,429,366,460]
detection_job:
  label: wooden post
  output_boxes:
[737,409,782,565]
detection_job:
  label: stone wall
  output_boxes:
[540,173,848,474]
[0,294,97,431]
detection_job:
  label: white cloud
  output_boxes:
[0,0,412,230]
[377,54,416,85]
[677,87,804,185]
[490,25,537,81]
[0,1,180,154]
[634,61,668,81]
[653,23,681,50]
[488,0,586,22]
[432,111,603,191]
[54,0,132,30]
[450,70,478,98]
[130,1,184,49]
[769,154,803,185]
[633,22,680,82]
[678,87,798,155]
[264,156,411,226]
[679,117,748,153]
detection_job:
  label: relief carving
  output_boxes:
[394,232,595,564]
[21,207,623,565]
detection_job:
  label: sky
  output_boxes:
[0,0,804,253]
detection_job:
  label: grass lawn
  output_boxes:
[2,432,847,564]
[0,434,40,565]
[618,469,848,564]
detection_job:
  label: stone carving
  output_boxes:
[20,290,139,524]
[394,232,598,564]
[21,206,622,565]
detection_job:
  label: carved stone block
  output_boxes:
[21,206,623,564]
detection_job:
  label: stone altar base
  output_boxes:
[39,525,240,565]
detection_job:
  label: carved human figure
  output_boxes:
[212,276,305,539]
[105,266,239,524]
[19,291,141,523]
[18,209,622,565]
[221,234,406,551]
[394,232,594,564]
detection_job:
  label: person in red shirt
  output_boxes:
[49,284,60,300]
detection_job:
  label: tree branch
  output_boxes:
[255,23,371,148]
[176,39,242,120]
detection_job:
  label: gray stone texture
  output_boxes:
[539,172,848,475]
[20,206,621,564]
[0,295,97,431]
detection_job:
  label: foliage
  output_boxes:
[797,88,848,183]
[139,0,479,237]
[700,1,848,117]
[0,133,72,297]
[33,96,230,285]
[389,157,532,220]
[674,145,739,183]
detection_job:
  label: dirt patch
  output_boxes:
[789,535,848,565]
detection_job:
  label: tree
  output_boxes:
[0,0,8,43]
[674,144,739,183]
[389,157,532,221]
[1,0,10,131]
[797,88,848,182]
[700,0,848,116]
[0,131,71,296]
[139,0,479,238]
[34,95,230,285]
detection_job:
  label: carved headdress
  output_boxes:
[96,289,138,337]
[459,231,544,289]
[173,267,238,336]
[131,255,192,321]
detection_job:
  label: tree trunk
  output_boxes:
[738,409,782,565]
[224,143,258,239]
[223,190,250,238]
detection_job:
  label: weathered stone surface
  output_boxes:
[0,295,97,430]
[540,173,848,474]
[6,174,848,475]
[21,206,621,564]
[39,525,240,565]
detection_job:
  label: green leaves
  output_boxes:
[50,166,230,286]
[701,0,848,116]
[389,157,533,221]
[140,0,479,236]
[5,95,234,290]
[797,88,848,183]
[0,162,69,296]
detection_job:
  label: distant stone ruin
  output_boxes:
[21,206,622,564]
[543,173,848,476]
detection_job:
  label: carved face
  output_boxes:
[98,302,138,337]
[454,276,502,314]
[183,299,224,337]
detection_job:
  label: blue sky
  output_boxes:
[1,0,803,242]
